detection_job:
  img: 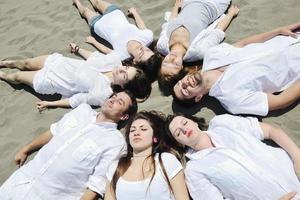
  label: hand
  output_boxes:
[127,7,137,17]
[85,36,96,44]
[228,5,239,17]
[278,192,297,200]
[275,22,300,38]
[15,147,29,167]
[68,42,79,54]
[174,0,182,8]
[36,101,50,112]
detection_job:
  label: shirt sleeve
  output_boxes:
[156,22,169,56]
[189,29,225,59]
[160,153,183,179]
[87,139,126,196]
[211,114,264,140]
[185,163,226,200]
[86,51,122,73]
[225,90,269,116]
[142,29,154,44]
[106,161,119,181]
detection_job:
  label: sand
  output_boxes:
[1,0,300,184]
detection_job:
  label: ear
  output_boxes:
[120,114,129,121]
[194,94,203,103]
[133,58,137,64]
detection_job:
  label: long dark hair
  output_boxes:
[164,113,208,156]
[112,68,152,101]
[110,111,174,197]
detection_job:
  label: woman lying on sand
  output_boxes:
[0,47,151,110]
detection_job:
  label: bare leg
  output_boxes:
[73,0,98,24]
[0,71,37,87]
[0,55,48,71]
[89,0,112,14]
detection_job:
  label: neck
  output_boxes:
[190,131,214,151]
[127,40,139,56]
[132,147,152,158]
[170,43,187,58]
[104,71,115,84]
[201,70,223,93]
[96,112,116,124]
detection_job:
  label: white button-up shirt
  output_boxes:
[157,13,226,62]
[203,34,300,116]
[185,114,300,200]
[13,104,126,199]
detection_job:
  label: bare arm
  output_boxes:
[268,81,300,111]
[170,170,190,200]
[68,43,93,59]
[260,122,300,178]
[233,22,300,47]
[279,192,297,200]
[104,182,115,200]
[216,5,239,32]
[170,0,182,20]
[80,189,100,200]
[36,98,71,111]
[14,130,53,167]
[127,8,147,30]
[86,36,113,54]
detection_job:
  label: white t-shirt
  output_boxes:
[185,114,300,200]
[93,10,153,60]
[203,35,300,116]
[106,153,182,200]
[33,53,114,108]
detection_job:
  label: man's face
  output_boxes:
[161,53,183,77]
[102,92,132,121]
[173,71,204,102]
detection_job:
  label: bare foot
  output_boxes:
[0,70,7,80]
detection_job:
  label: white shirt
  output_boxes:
[185,114,300,200]
[3,104,126,199]
[203,35,300,115]
[107,153,182,200]
[33,53,114,108]
[93,10,153,60]
[157,11,226,62]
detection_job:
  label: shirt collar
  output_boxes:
[93,112,118,129]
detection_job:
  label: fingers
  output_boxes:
[36,101,47,112]
[14,154,26,167]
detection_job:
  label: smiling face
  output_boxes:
[160,53,183,77]
[173,71,204,102]
[168,116,201,147]
[129,118,154,153]
[112,65,137,87]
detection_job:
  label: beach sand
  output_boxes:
[1,0,300,183]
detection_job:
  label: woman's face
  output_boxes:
[160,53,183,77]
[112,65,137,87]
[129,119,154,153]
[168,116,200,147]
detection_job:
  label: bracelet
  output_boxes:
[75,45,80,54]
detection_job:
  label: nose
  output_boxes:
[181,80,188,89]
[133,131,140,136]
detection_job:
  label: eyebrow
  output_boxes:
[119,98,125,105]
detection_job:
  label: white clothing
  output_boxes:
[185,114,300,200]
[202,35,300,115]
[157,0,229,62]
[33,53,114,108]
[0,104,126,199]
[93,10,153,60]
[107,153,183,200]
